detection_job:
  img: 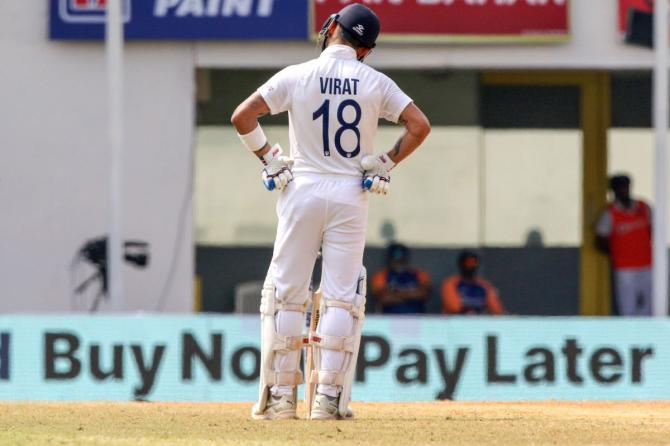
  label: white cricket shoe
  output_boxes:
[310,393,340,420]
[251,394,297,420]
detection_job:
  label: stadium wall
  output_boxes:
[195,246,580,316]
[0,3,195,312]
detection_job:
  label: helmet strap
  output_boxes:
[319,14,338,51]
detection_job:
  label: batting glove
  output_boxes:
[361,153,395,195]
[260,143,294,191]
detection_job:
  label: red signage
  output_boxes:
[312,0,570,43]
[618,0,653,32]
[72,0,107,8]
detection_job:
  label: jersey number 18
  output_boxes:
[312,99,361,159]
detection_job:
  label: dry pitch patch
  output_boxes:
[0,401,669,445]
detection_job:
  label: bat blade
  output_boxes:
[304,290,321,414]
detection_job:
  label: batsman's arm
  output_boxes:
[387,103,431,164]
[231,92,272,158]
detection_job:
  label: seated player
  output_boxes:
[441,251,505,315]
[371,243,431,314]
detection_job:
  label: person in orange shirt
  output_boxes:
[370,243,432,314]
[596,174,652,316]
[441,251,504,315]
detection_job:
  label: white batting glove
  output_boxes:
[361,153,395,195]
[260,143,294,191]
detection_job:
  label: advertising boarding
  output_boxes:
[0,315,667,402]
[49,0,309,40]
[313,0,570,43]
[50,0,569,43]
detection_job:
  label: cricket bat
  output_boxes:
[304,289,321,414]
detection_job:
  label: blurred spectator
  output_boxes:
[596,174,652,316]
[524,228,544,247]
[441,251,505,315]
[371,243,432,314]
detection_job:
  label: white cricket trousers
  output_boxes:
[267,173,369,397]
[613,267,652,316]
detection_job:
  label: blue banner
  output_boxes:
[0,315,668,401]
[49,0,310,40]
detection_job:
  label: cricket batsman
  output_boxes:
[231,3,430,420]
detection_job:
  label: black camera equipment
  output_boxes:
[73,236,149,312]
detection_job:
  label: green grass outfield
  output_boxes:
[1,401,669,445]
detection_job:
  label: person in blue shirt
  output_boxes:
[441,251,504,315]
[371,243,432,314]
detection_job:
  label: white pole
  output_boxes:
[653,0,669,317]
[106,0,124,312]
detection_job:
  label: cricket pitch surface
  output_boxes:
[1,401,669,445]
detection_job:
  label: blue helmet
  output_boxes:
[319,3,380,50]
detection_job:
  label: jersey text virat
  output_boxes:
[320,77,360,96]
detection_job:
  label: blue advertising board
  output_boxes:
[49,0,310,40]
[0,315,668,402]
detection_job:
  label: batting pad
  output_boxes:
[307,266,367,419]
[252,276,306,418]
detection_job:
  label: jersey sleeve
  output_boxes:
[595,209,612,237]
[257,66,297,115]
[379,74,413,124]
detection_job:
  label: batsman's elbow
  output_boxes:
[402,103,431,141]
[417,116,431,139]
[411,114,431,142]
[230,105,244,128]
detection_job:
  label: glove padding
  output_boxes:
[260,143,294,191]
[361,153,395,195]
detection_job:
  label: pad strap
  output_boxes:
[310,370,345,386]
[277,302,309,312]
[322,297,365,318]
[309,332,356,353]
[266,370,304,386]
[272,334,305,353]
[260,298,308,316]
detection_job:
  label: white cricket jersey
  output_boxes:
[257,44,412,178]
